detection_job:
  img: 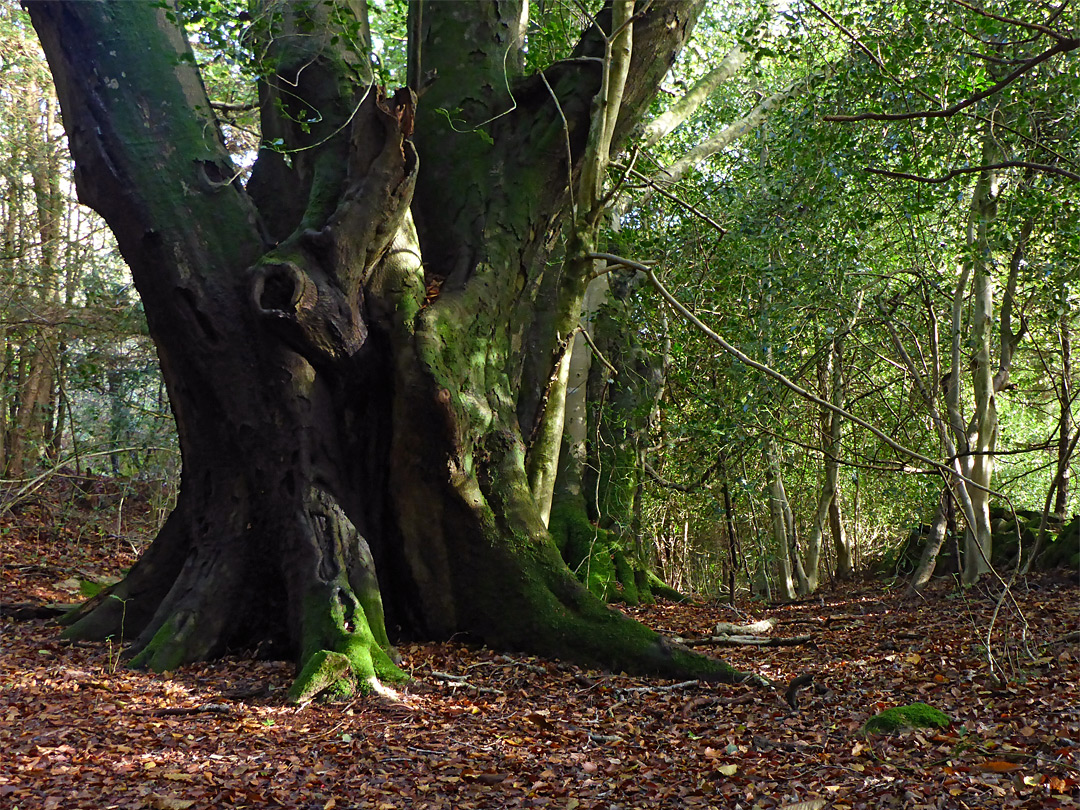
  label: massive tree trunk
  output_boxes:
[29,0,743,698]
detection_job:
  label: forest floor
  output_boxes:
[1,477,1079,810]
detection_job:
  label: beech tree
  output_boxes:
[24,0,750,698]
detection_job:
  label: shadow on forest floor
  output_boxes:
[2,477,1078,809]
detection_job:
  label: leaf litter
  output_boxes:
[2,480,1078,808]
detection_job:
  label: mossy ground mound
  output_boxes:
[862,702,951,734]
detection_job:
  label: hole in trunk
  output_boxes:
[259,268,298,312]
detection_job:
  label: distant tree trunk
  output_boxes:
[829,493,850,578]
[32,0,743,697]
[908,485,951,593]
[804,319,855,591]
[720,466,739,604]
[550,265,675,606]
[1054,314,1072,520]
[6,91,63,477]
[956,140,1030,585]
[763,436,797,601]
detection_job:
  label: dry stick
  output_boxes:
[576,324,619,376]
[141,704,236,717]
[678,634,814,647]
[620,679,699,693]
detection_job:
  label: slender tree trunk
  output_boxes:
[829,493,850,579]
[720,468,739,605]
[1054,314,1073,520]
[960,140,1003,584]
[804,323,855,592]
[763,436,796,600]
[908,485,951,593]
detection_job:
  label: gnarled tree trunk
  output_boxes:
[30,0,744,699]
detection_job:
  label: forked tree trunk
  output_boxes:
[30,0,743,698]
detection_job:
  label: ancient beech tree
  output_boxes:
[27,0,744,698]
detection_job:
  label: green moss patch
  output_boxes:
[862,702,951,734]
[288,649,354,704]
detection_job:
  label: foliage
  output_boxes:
[0,6,176,493]
[601,0,1079,597]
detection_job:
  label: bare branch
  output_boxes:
[612,162,727,234]
[826,36,1079,122]
[210,100,258,112]
[865,161,1080,184]
[947,0,1071,42]
[802,0,885,71]
[643,458,720,493]
[587,251,1006,497]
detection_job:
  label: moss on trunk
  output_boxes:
[31,0,739,696]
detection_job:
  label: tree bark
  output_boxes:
[29,0,743,696]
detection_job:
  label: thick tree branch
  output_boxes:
[639,6,776,150]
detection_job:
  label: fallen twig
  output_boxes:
[1,602,76,620]
[621,679,699,693]
[678,634,815,647]
[141,704,236,717]
[715,619,775,635]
